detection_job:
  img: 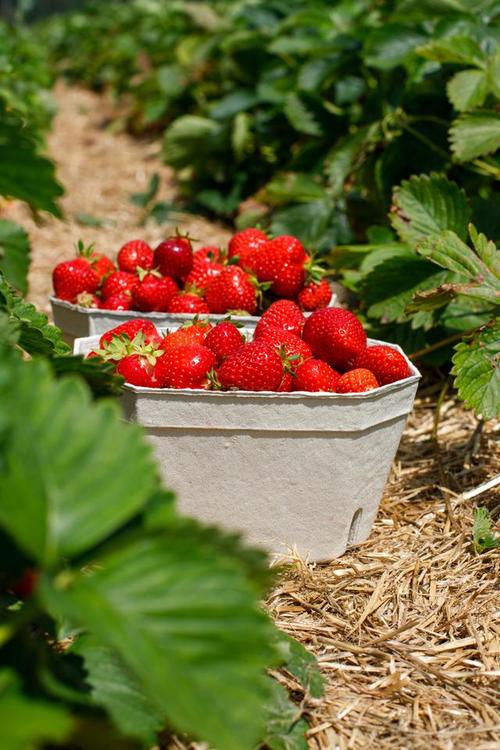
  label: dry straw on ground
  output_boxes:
[7,84,499,750]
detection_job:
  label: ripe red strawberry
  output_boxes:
[76,240,116,281]
[162,319,212,351]
[75,292,100,308]
[193,245,222,264]
[277,371,294,392]
[205,266,257,314]
[116,354,159,387]
[265,235,307,265]
[336,368,379,393]
[353,345,411,385]
[132,274,178,312]
[271,263,305,298]
[53,257,100,302]
[228,228,268,270]
[254,300,305,338]
[256,324,312,370]
[99,292,133,310]
[9,569,39,599]
[102,271,138,300]
[154,235,193,279]
[167,292,210,314]
[184,259,223,291]
[302,308,367,370]
[99,319,158,348]
[217,341,284,391]
[204,321,245,364]
[155,344,215,389]
[298,279,332,311]
[292,359,340,392]
[117,239,154,274]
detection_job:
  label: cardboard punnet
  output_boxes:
[51,293,337,344]
[74,332,420,561]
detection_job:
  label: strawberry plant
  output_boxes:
[0,282,324,750]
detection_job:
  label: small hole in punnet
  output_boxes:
[348,508,363,545]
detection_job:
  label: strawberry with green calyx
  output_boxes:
[154,230,194,279]
[298,278,332,311]
[184,257,223,292]
[52,256,100,303]
[167,288,210,314]
[255,324,312,371]
[99,318,159,348]
[131,268,178,312]
[101,270,138,300]
[116,354,159,387]
[99,291,133,310]
[117,239,153,274]
[193,245,223,264]
[353,345,411,385]
[205,266,261,315]
[292,359,340,392]
[204,320,245,364]
[161,317,212,350]
[216,340,284,392]
[277,371,295,392]
[302,307,366,371]
[75,291,100,308]
[95,329,164,365]
[76,239,116,281]
[228,228,268,271]
[252,235,307,297]
[154,343,216,389]
[336,368,379,393]
[254,300,305,338]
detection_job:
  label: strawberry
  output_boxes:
[116,354,159,387]
[75,292,100,308]
[9,569,39,599]
[204,321,245,364]
[336,368,379,393]
[193,245,222,264]
[102,271,138,300]
[99,319,158,348]
[155,344,215,389]
[271,263,305,298]
[132,273,178,312]
[228,228,267,270]
[162,319,212,351]
[167,292,210,314]
[302,308,366,370]
[76,240,116,281]
[205,266,257,314]
[99,292,133,310]
[184,259,223,291]
[154,235,193,279]
[217,341,284,391]
[256,324,312,370]
[264,235,307,266]
[254,300,305,338]
[353,345,411,385]
[277,371,294,392]
[298,279,332,311]
[292,359,340,392]
[53,257,100,302]
[117,239,154,274]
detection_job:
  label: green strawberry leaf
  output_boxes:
[417,35,485,66]
[42,527,278,750]
[276,635,325,699]
[325,123,381,197]
[450,111,500,161]
[451,319,500,419]
[0,669,72,750]
[0,275,70,357]
[0,357,159,564]
[447,69,488,112]
[390,174,470,244]
[0,221,31,295]
[472,507,500,553]
[262,680,309,750]
[283,93,322,136]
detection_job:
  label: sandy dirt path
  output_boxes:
[6,81,230,314]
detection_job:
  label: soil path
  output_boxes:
[7,81,230,313]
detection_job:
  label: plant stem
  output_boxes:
[409,331,464,360]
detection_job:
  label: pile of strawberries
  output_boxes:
[52,229,333,315]
[88,300,411,393]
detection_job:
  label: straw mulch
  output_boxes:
[8,83,499,750]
